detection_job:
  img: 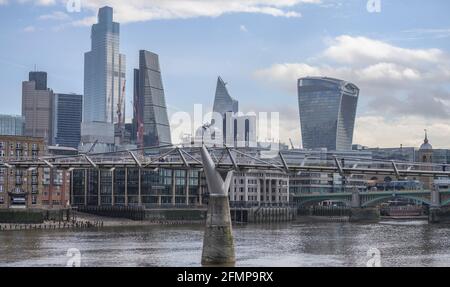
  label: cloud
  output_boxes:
[402,28,450,39]
[16,0,56,5]
[38,11,70,20]
[23,25,36,32]
[240,24,248,32]
[67,0,319,25]
[354,116,450,148]
[322,35,446,66]
[253,35,450,148]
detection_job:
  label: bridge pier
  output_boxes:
[200,146,235,266]
[349,208,380,223]
[349,188,380,223]
[427,186,450,224]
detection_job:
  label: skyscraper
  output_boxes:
[298,77,359,151]
[53,93,83,148]
[133,50,172,148]
[22,71,54,145]
[208,76,255,148]
[82,6,125,151]
[213,76,238,115]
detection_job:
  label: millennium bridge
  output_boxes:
[2,144,450,210]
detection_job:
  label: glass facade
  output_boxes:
[71,168,203,208]
[53,93,82,148]
[0,115,24,136]
[134,50,172,147]
[213,76,238,115]
[298,77,359,151]
[83,6,126,125]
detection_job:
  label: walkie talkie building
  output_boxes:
[298,77,359,151]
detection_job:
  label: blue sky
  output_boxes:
[0,0,449,147]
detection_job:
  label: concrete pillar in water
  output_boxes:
[429,185,442,224]
[200,146,235,266]
[349,187,380,223]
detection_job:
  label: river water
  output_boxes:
[1,220,450,267]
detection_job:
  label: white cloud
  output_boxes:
[68,0,319,25]
[17,0,56,5]
[323,35,446,66]
[23,25,36,32]
[240,25,248,32]
[253,35,450,148]
[39,11,70,20]
[354,116,450,148]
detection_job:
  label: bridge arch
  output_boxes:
[297,197,351,207]
[362,195,431,207]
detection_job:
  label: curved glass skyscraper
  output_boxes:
[298,77,359,151]
[213,76,238,115]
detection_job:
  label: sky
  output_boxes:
[0,0,449,148]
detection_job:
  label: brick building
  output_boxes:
[0,135,70,209]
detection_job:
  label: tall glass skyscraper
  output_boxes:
[133,50,172,148]
[83,6,126,125]
[213,76,238,115]
[298,77,359,151]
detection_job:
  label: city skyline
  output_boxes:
[0,0,449,148]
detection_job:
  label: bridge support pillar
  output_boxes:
[349,187,379,223]
[349,207,380,223]
[429,186,445,224]
[202,194,235,265]
[200,146,235,266]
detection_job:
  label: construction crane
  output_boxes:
[289,138,295,150]
[117,79,126,126]
[86,140,98,154]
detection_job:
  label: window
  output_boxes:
[0,196,4,204]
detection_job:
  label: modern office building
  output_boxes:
[22,71,54,145]
[133,50,172,148]
[53,93,82,148]
[213,76,238,115]
[200,76,256,147]
[82,6,126,151]
[0,115,24,136]
[298,77,359,151]
[28,71,47,90]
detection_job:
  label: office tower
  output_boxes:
[53,93,82,148]
[133,50,172,148]
[82,6,125,151]
[213,76,238,115]
[205,76,255,147]
[22,71,54,145]
[0,115,24,136]
[298,77,359,151]
[29,71,47,90]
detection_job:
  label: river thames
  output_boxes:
[1,220,450,267]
